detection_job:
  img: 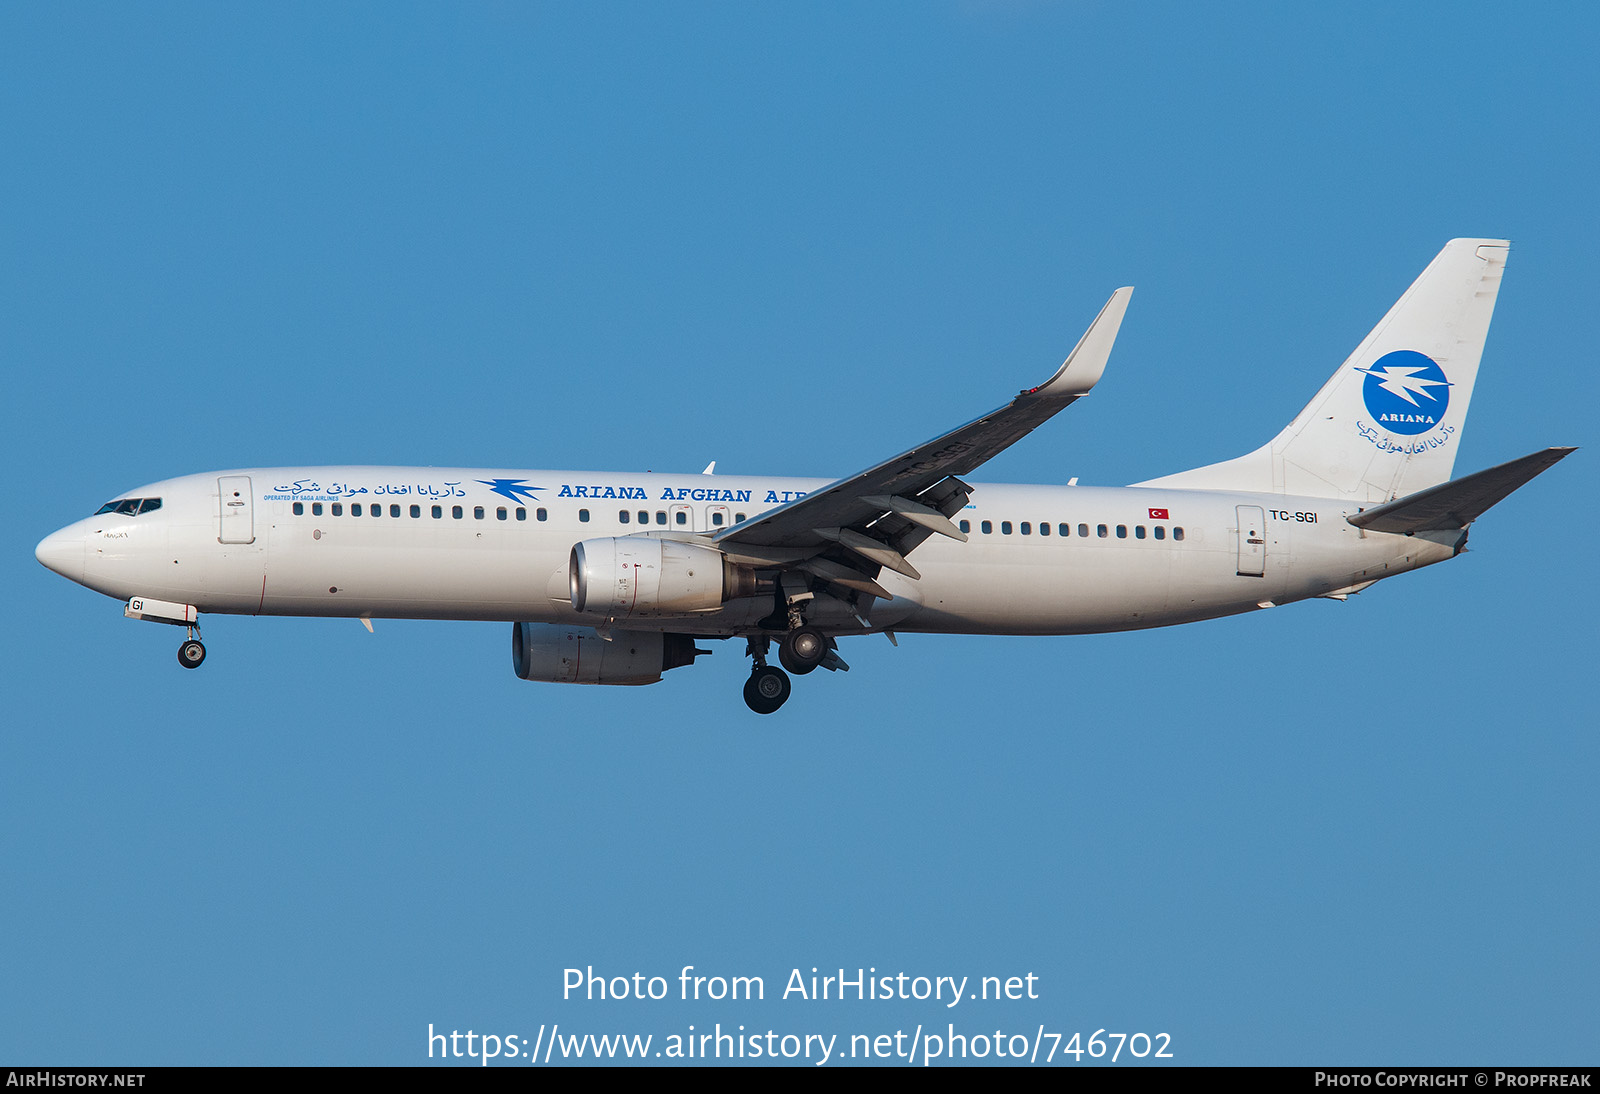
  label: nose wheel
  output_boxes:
[177,621,206,669]
[178,638,207,669]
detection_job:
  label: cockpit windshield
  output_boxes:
[94,497,162,516]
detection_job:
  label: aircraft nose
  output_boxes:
[35,526,84,581]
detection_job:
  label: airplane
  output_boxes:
[35,238,1574,713]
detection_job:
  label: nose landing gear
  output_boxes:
[177,634,206,669]
[177,621,206,669]
[125,598,209,670]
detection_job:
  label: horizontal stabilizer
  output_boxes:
[1346,447,1576,534]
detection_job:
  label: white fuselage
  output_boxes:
[36,466,1462,637]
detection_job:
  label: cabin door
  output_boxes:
[218,476,255,544]
[1236,505,1265,576]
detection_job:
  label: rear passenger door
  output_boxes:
[1235,504,1265,576]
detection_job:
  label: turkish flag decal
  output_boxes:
[1148,508,1169,520]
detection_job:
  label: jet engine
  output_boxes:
[568,538,755,617]
[512,623,706,686]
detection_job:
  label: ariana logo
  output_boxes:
[1356,350,1451,436]
[477,479,544,505]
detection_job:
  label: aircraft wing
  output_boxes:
[712,288,1132,588]
[1346,446,1576,534]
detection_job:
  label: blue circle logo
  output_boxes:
[1358,350,1451,435]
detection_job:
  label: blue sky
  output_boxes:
[3,2,1595,1066]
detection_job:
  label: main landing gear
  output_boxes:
[742,637,790,714]
[741,576,854,712]
[744,664,791,715]
[741,628,848,713]
[777,625,826,675]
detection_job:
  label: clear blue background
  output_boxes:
[3,1,1594,1066]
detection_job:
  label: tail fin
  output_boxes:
[1137,238,1509,502]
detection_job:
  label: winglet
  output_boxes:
[1026,286,1133,399]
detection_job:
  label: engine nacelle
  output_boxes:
[512,623,705,686]
[568,537,753,617]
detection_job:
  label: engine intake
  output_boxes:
[569,537,753,617]
[512,623,706,686]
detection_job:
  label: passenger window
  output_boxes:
[1001,521,1012,535]
[1154,526,1165,540]
[981,520,993,534]
[619,510,630,523]
[1116,525,1127,538]
[312,503,324,516]
[533,508,544,521]
[712,512,724,526]
[497,507,507,521]
[735,513,747,523]
[638,510,649,524]
[351,503,362,516]
[331,503,342,516]
[1059,523,1070,537]
[370,505,380,518]
[579,509,590,522]
[1039,522,1049,536]
[431,505,443,518]
[1021,522,1031,535]
[1174,527,1185,541]
[1079,524,1090,538]
[452,505,463,519]
[390,504,401,518]
[410,505,421,518]
[959,519,971,533]
[474,506,484,520]
[655,511,666,525]
[1135,525,1146,539]
[675,511,687,526]
[518,508,529,521]
[1096,524,1107,538]
[293,502,304,516]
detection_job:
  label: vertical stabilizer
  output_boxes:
[1136,239,1509,502]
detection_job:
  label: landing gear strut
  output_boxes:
[742,636,790,714]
